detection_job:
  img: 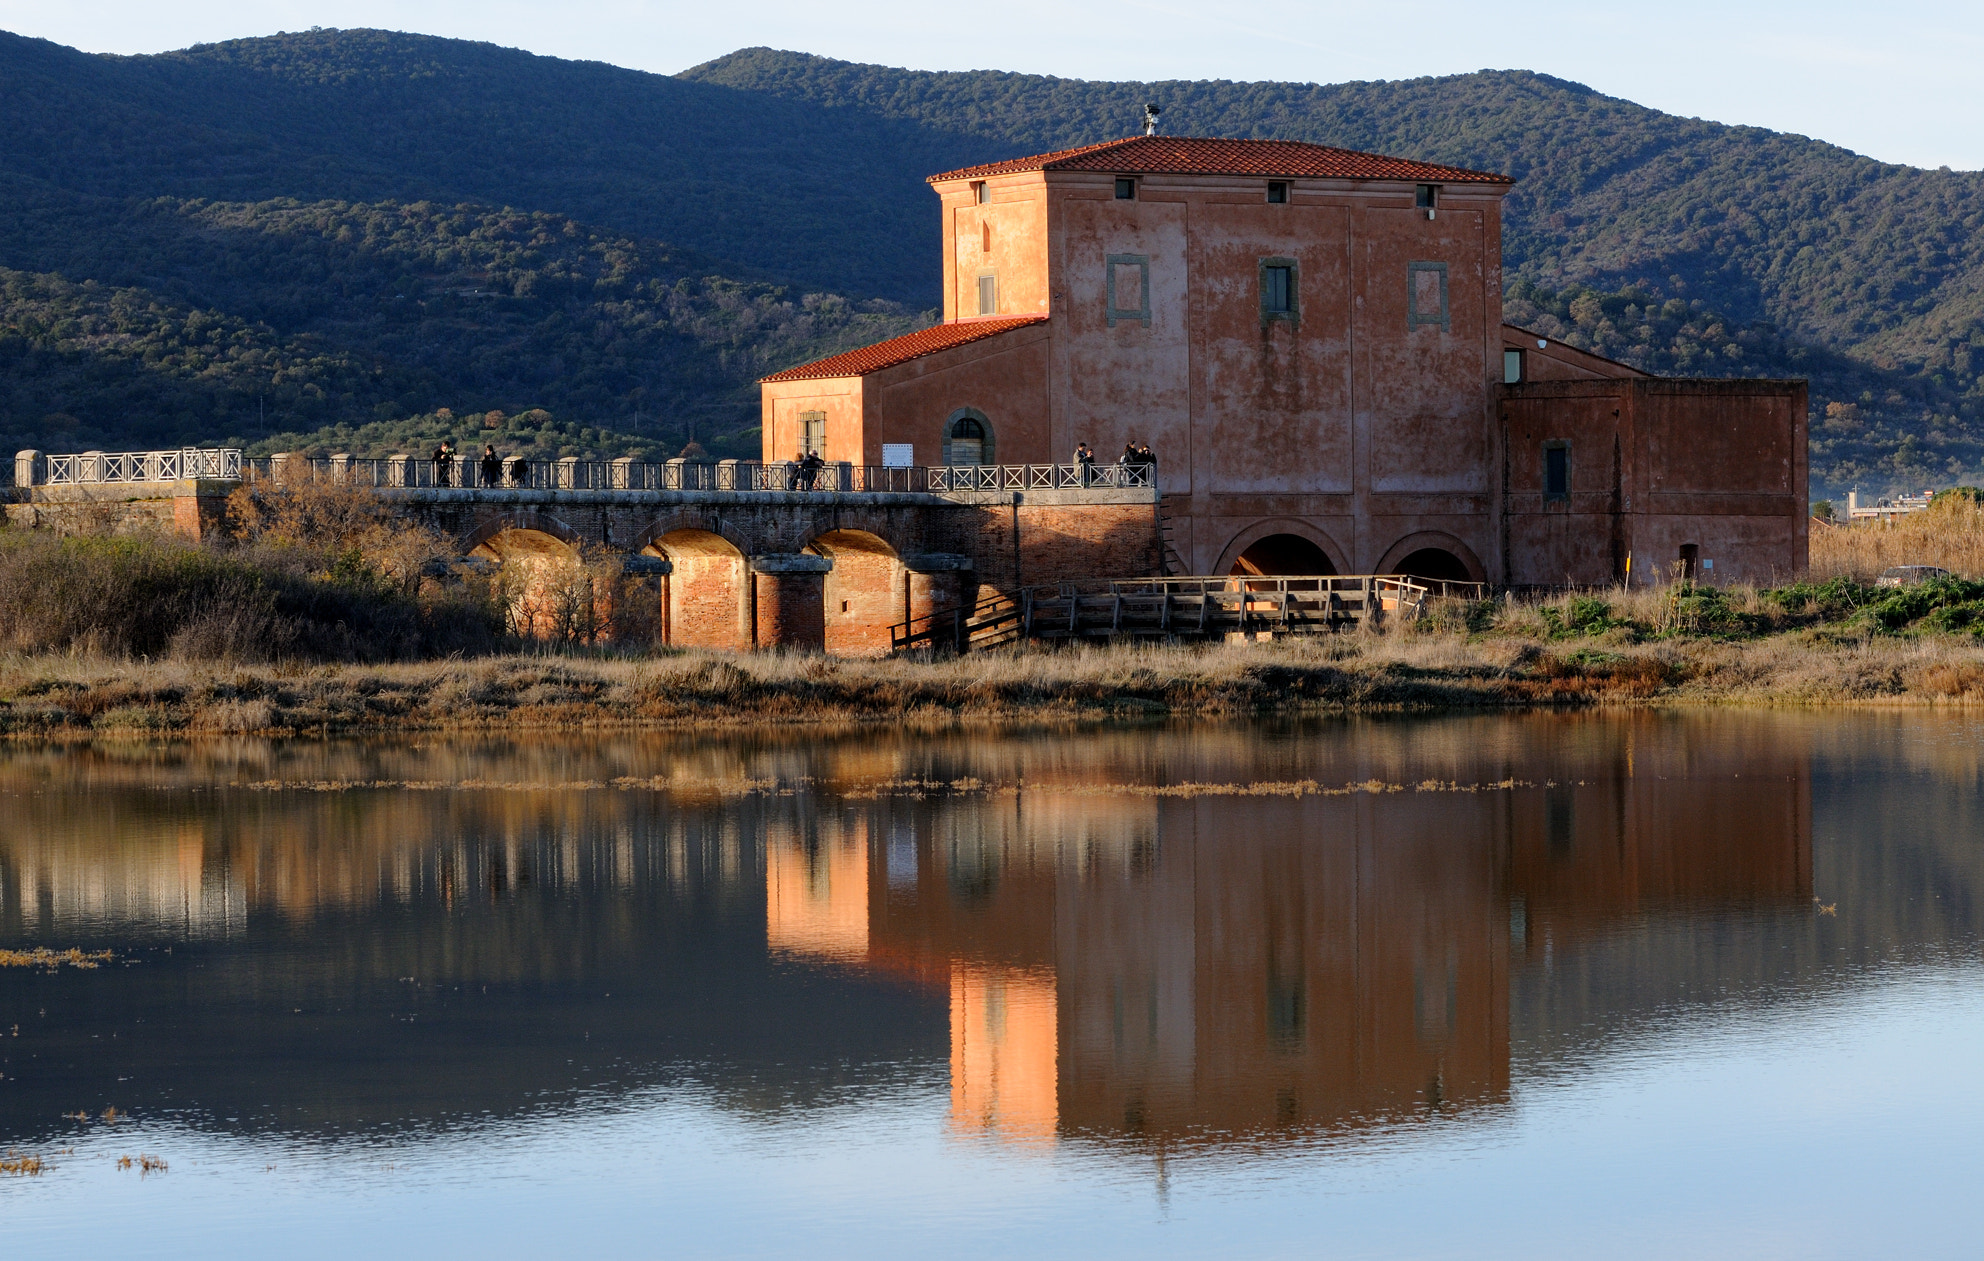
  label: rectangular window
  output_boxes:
[972,180,988,205]
[1105,253,1151,328]
[1503,349,1524,383]
[1266,181,1288,204]
[1543,442,1570,500]
[976,274,996,316]
[1415,183,1440,209]
[800,410,826,457]
[1114,178,1136,200]
[1261,265,1293,316]
[1407,261,1450,330]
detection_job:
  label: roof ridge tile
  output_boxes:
[928,134,1511,185]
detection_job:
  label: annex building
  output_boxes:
[761,135,1807,588]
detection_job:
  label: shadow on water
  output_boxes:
[1,711,1980,1156]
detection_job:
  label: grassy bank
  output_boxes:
[2,623,1980,739]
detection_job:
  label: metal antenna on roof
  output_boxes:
[1143,103,1162,136]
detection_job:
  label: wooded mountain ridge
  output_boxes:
[2,28,1979,494]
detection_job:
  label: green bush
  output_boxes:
[1856,575,1984,634]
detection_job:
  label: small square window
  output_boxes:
[972,181,988,205]
[1503,349,1524,383]
[1114,178,1136,200]
[1415,183,1440,209]
[1267,181,1288,204]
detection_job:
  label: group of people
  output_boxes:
[789,448,827,491]
[430,441,529,487]
[1071,440,1159,484]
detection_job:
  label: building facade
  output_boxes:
[762,135,1807,588]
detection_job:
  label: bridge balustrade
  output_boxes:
[18,447,1156,494]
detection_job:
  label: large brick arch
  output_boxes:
[1375,531,1487,583]
[462,510,583,558]
[805,529,901,657]
[1213,519,1349,577]
[643,525,751,651]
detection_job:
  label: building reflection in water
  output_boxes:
[764,737,1812,1150]
[0,718,1819,1150]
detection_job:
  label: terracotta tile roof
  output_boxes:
[929,135,1513,185]
[760,316,1048,382]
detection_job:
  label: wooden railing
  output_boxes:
[891,574,1490,652]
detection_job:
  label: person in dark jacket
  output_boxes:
[479,445,502,488]
[800,449,827,491]
[432,442,454,488]
[1073,442,1095,485]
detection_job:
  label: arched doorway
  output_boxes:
[807,529,900,656]
[1229,533,1337,577]
[943,409,995,466]
[1395,548,1474,583]
[645,528,748,650]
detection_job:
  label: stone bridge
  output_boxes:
[6,450,1162,653]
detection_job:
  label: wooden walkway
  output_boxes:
[891,575,1488,653]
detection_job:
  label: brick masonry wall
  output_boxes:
[754,571,827,650]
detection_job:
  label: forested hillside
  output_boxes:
[1,28,1980,492]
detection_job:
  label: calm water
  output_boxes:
[2,713,1982,1258]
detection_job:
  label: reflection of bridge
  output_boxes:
[7,447,1160,654]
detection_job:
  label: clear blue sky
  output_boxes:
[4,0,1979,170]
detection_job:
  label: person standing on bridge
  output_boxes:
[1135,441,1157,484]
[1074,442,1095,485]
[432,441,454,488]
[479,444,502,488]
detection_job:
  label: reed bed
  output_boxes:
[2,619,1979,740]
[1810,494,1984,580]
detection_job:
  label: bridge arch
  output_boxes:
[1214,519,1347,577]
[463,512,597,640]
[1375,532,1486,584]
[463,511,583,560]
[805,528,901,656]
[644,527,750,650]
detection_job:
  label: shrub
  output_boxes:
[0,531,502,661]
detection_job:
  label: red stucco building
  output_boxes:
[762,135,1806,587]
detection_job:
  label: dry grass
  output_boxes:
[1,617,1979,740]
[2,1151,46,1176]
[1811,495,1984,581]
